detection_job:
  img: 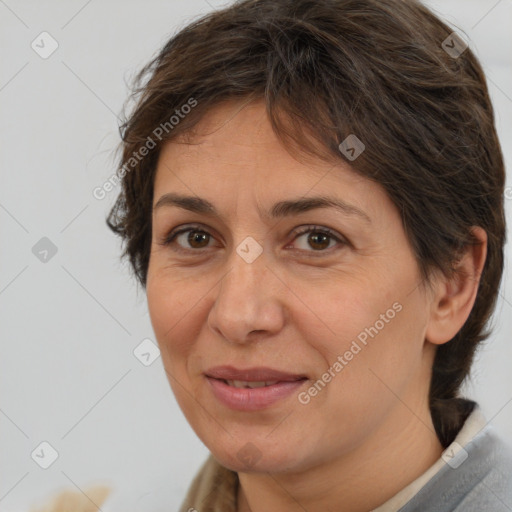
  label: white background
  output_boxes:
[1,0,511,510]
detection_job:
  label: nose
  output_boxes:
[207,246,286,345]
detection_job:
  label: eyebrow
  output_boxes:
[153,193,371,223]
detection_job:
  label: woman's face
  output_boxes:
[146,99,438,474]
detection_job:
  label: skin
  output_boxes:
[146,99,487,512]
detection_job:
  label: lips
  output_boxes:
[205,367,308,411]
[205,365,307,383]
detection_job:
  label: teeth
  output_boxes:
[226,380,279,389]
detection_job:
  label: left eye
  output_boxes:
[289,226,345,252]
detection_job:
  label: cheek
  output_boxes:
[293,271,403,357]
[299,265,427,395]
[146,277,206,417]
[294,292,427,453]
[328,293,426,408]
[146,276,198,364]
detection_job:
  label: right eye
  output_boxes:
[160,225,217,253]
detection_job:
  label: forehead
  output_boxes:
[155,100,364,189]
[151,100,397,228]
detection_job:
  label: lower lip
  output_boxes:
[206,376,307,411]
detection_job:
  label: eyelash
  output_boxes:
[159,224,348,256]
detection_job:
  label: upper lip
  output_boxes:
[205,366,307,382]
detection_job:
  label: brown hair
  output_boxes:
[107,0,506,448]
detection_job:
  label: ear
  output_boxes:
[425,226,487,346]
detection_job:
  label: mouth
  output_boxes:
[204,366,308,411]
[204,365,308,382]
[221,379,290,389]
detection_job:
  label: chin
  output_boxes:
[208,438,311,475]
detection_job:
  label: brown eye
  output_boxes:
[187,230,210,248]
[160,225,215,252]
[291,226,345,253]
[307,232,331,250]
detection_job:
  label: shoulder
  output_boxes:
[440,424,512,509]
[399,409,512,512]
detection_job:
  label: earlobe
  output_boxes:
[425,226,487,346]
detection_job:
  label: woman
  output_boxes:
[43,0,512,510]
